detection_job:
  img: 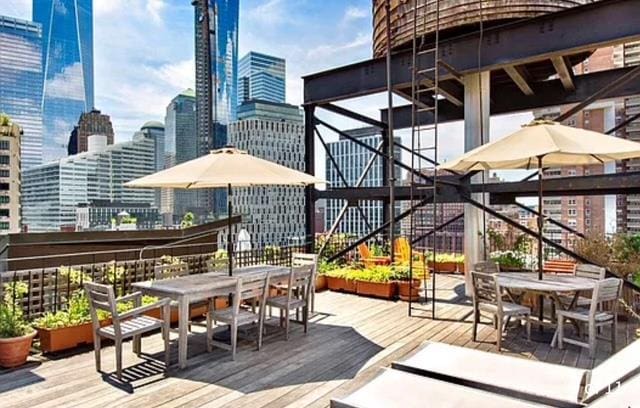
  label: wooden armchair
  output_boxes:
[266,264,314,340]
[357,243,390,268]
[84,282,171,379]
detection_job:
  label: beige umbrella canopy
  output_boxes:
[126,147,326,275]
[125,147,325,188]
[440,120,640,173]
[439,120,640,281]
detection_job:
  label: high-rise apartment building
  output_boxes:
[325,127,401,237]
[0,116,22,234]
[0,16,43,170]
[228,100,305,246]
[34,0,94,163]
[163,89,201,222]
[68,109,114,155]
[616,41,640,233]
[194,0,239,218]
[238,52,286,104]
[22,133,156,232]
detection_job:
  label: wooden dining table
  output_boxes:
[495,273,596,346]
[133,264,290,369]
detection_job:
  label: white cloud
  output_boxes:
[44,62,86,101]
[95,0,166,24]
[306,32,370,60]
[147,59,195,90]
[246,0,286,25]
[343,6,368,23]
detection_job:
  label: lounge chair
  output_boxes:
[357,243,390,268]
[330,368,544,408]
[391,339,640,407]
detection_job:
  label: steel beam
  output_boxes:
[303,105,316,252]
[383,66,640,130]
[303,0,640,104]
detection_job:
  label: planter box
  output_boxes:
[435,261,457,273]
[37,319,110,354]
[397,279,421,301]
[315,275,328,292]
[455,262,465,274]
[326,276,357,293]
[356,281,397,299]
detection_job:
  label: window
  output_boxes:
[0,209,9,217]
[0,169,8,178]
[568,209,577,216]
[0,141,10,150]
[0,156,9,165]
[0,222,9,230]
[0,196,9,204]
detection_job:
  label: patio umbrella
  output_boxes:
[235,229,252,252]
[126,146,325,275]
[439,119,640,280]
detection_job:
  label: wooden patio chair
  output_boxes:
[357,243,390,267]
[473,260,501,274]
[205,272,271,359]
[265,264,314,340]
[154,263,209,330]
[471,271,531,351]
[557,277,622,358]
[84,282,171,380]
[559,263,607,307]
[292,253,319,313]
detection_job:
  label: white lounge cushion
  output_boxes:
[331,368,549,408]
[585,339,640,401]
[392,342,587,406]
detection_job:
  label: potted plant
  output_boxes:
[0,282,36,368]
[392,265,421,301]
[435,253,458,273]
[353,266,397,299]
[491,250,526,272]
[315,261,337,292]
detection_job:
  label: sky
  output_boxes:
[5,0,532,172]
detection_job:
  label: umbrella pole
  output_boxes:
[228,183,233,277]
[537,156,544,332]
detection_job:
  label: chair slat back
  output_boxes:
[593,278,622,304]
[292,253,318,267]
[574,264,606,280]
[84,282,119,327]
[287,264,314,302]
[154,263,189,280]
[238,272,270,301]
[474,261,500,274]
[471,271,500,306]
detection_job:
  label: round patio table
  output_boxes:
[495,273,596,345]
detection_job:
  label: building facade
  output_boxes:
[0,117,22,234]
[22,133,156,232]
[75,200,159,231]
[325,127,401,238]
[238,52,286,104]
[616,41,640,233]
[68,109,114,155]
[34,0,94,163]
[0,16,43,170]
[194,0,239,218]
[228,100,305,246]
[137,121,164,208]
[163,89,200,223]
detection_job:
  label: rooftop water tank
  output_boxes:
[372,0,596,57]
[87,134,108,153]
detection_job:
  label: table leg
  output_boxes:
[178,297,189,369]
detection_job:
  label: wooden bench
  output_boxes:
[543,260,576,274]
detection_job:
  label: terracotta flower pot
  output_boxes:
[436,261,457,273]
[397,279,421,301]
[356,281,397,299]
[0,330,36,368]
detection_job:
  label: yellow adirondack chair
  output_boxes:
[357,243,391,268]
[393,237,429,279]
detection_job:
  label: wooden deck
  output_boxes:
[1,274,637,408]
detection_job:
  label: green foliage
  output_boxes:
[0,281,32,338]
[180,212,195,229]
[264,245,281,261]
[324,264,412,283]
[0,113,10,127]
[213,249,228,260]
[491,250,526,269]
[160,255,185,265]
[318,261,341,275]
[424,252,464,263]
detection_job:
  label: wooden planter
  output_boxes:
[435,261,457,273]
[37,319,110,354]
[315,275,328,292]
[397,280,421,301]
[0,331,36,368]
[356,281,397,299]
[326,277,357,293]
[455,262,465,274]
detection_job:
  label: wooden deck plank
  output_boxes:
[0,274,636,408]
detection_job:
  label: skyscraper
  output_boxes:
[163,89,201,222]
[238,52,286,104]
[194,0,239,217]
[67,109,114,155]
[229,100,305,246]
[138,121,165,208]
[34,0,94,163]
[0,16,43,169]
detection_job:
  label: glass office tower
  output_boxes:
[194,0,239,217]
[33,0,94,163]
[238,52,286,104]
[0,16,43,169]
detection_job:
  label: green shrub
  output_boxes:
[491,250,526,269]
[0,282,32,338]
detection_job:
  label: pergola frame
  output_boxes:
[303,0,640,291]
